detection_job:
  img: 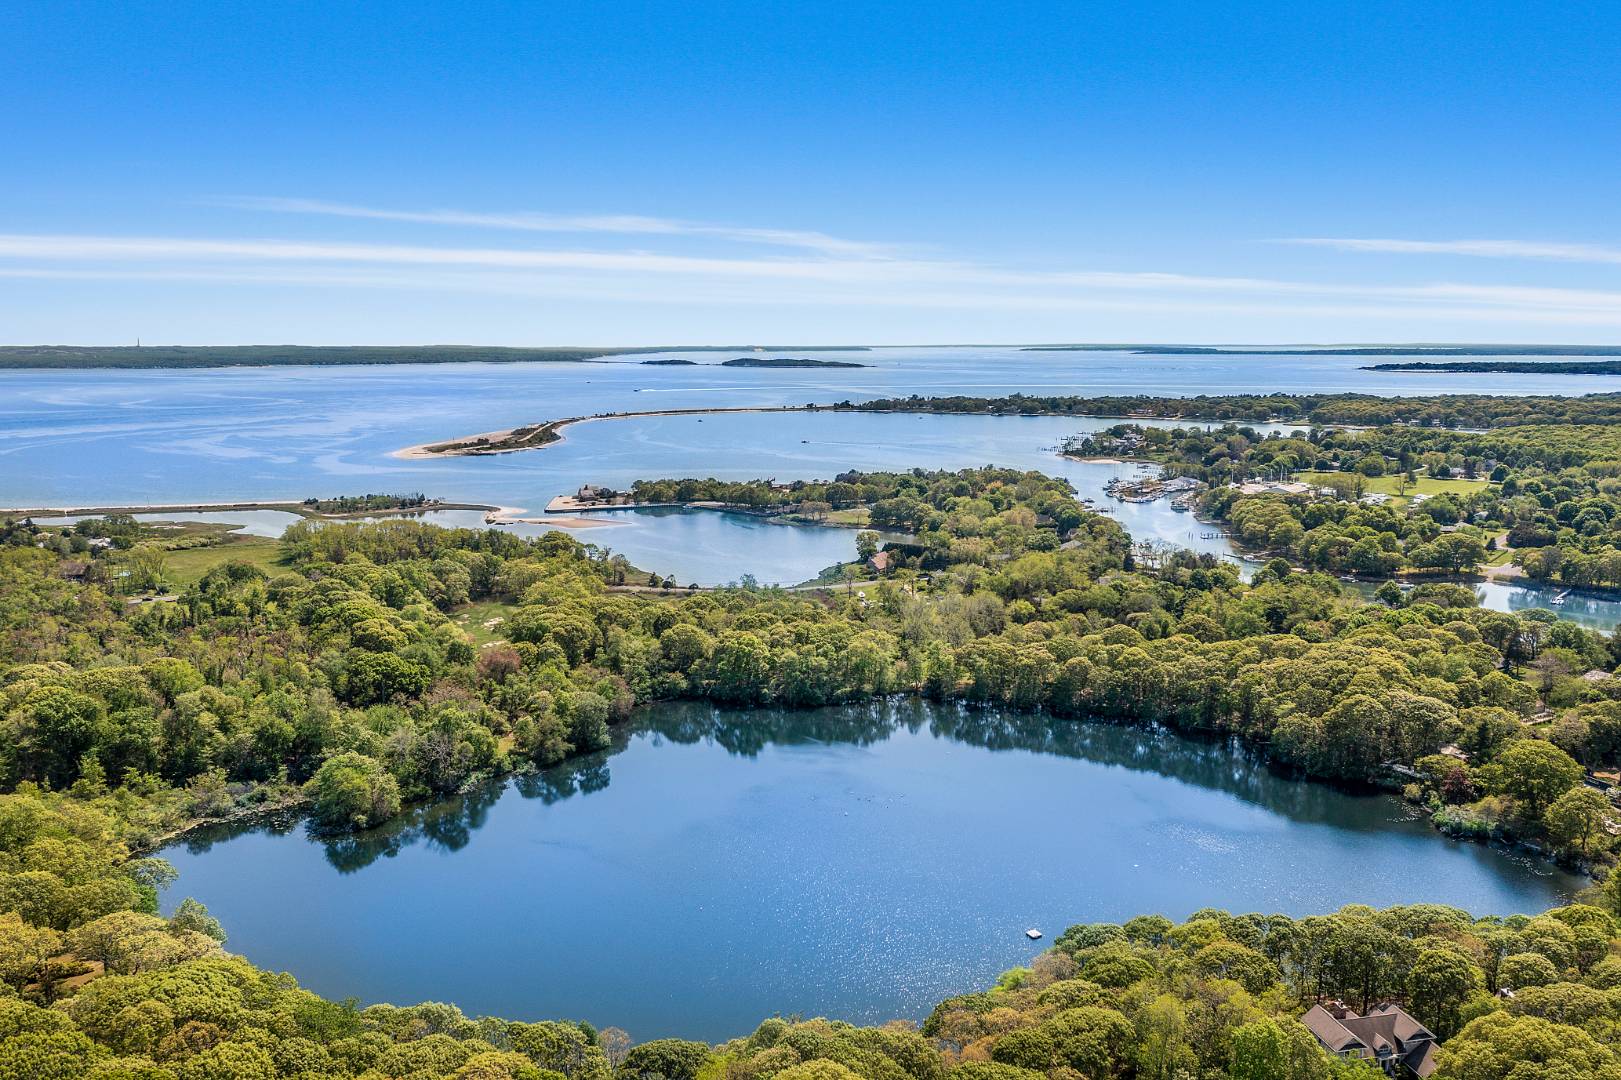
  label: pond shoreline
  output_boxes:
[158,700,1582,1038]
[147,695,1599,893]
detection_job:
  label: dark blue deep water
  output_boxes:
[161,701,1580,1042]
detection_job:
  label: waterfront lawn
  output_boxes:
[784,506,871,527]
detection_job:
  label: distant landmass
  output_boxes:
[1365,360,1621,374]
[632,356,868,369]
[1025,344,1621,357]
[720,356,867,368]
[638,356,875,369]
[0,345,872,370]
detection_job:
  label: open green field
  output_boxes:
[1297,470,1491,503]
[160,535,287,585]
[451,599,519,646]
[782,507,871,527]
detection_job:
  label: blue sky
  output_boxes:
[3,1,1620,345]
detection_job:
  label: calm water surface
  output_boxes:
[7,346,1619,509]
[161,700,1580,1041]
[8,348,1621,602]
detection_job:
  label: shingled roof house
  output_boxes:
[1301,1003,1438,1077]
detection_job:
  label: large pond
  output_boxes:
[161,700,1580,1042]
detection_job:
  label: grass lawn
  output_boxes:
[451,599,519,646]
[1297,470,1490,504]
[783,507,871,527]
[1485,546,1516,566]
[161,534,287,585]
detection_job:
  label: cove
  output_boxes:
[8,346,1621,620]
[160,700,1580,1042]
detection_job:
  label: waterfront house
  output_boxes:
[1301,1003,1437,1077]
[576,484,613,502]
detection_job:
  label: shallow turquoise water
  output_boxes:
[161,701,1581,1041]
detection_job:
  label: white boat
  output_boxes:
[1025,928,1043,940]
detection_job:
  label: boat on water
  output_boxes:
[1025,928,1043,940]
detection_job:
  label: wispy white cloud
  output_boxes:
[1280,237,1621,264]
[215,197,900,259]
[6,231,1621,325]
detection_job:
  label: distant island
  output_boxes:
[1365,359,1621,374]
[0,345,871,370]
[720,356,867,368]
[1025,343,1621,357]
[638,356,869,368]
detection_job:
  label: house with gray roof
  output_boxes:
[1301,1002,1438,1077]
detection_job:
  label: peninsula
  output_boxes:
[392,404,826,457]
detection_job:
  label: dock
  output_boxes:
[544,495,680,514]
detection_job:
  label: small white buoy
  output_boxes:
[1025,928,1043,941]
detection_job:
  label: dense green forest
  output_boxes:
[299,494,435,515]
[627,472,1095,535]
[8,467,1621,856]
[12,466,1621,1075]
[844,391,1621,429]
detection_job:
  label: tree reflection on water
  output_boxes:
[178,698,1441,874]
